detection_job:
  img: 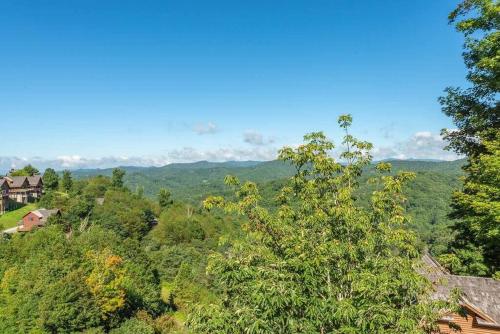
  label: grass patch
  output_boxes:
[0,204,36,229]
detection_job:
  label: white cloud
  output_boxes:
[0,147,278,173]
[372,131,461,161]
[167,146,277,162]
[193,122,218,135]
[0,131,462,174]
[0,155,171,173]
[243,130,275,146]
[57,155,85,168]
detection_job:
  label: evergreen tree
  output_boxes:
[188,116,454,333]
[42,168,59,191]
[61,170,73,192]
[438,0,499,276]
[111,168,126,188]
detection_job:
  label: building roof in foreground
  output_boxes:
[422,253,500,325]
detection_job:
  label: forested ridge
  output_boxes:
[70,159,464,200]
[71,159,465,256]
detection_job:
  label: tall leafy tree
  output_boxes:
[61,170,73,192]
[85,249,126,318]
[92,189,155,239]
[438,0,499,277]
[111,168,126,188]
[188,116,454,334]
[42,168,59,190]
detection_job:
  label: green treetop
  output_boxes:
[438,0,499,277]
[42,168,59,191]
[158,188,173,209]
[111,168,126,188]
[9,164,39,176]
[188,115,455,334]
[439,0,499,157]
[61,170,73,192]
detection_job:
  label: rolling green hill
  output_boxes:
[71,159,464,200]
[72,160,297,201]
[71,158,465,255]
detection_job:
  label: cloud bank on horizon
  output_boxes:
[0,130,460,173]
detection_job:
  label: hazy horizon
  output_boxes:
[0,155,464,174]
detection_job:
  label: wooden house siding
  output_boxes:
[438,308,500,334]
[21,212,43,231]
[0,180,10,214]
[18,209,60,232]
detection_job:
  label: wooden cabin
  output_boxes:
[18,208,61,232]
[4,176,30,203]
[0,175,43,204]
[422,254,500,333]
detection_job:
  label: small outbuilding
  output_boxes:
[18,208,61,232]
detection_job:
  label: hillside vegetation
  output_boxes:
[0,154,468,332]
[72,159,463,198]
[72,159,464,256]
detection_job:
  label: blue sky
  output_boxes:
[0,0,466,170]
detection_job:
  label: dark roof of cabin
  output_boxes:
[422,254,500,324]
[27,175,42,186]
[2,175,42,188]
[5,176,28,188]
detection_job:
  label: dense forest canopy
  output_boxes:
[68,158,464,257]
[70,159,465,202]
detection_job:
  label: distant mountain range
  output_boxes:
[0,157,463,175]
[70,159,465,201]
